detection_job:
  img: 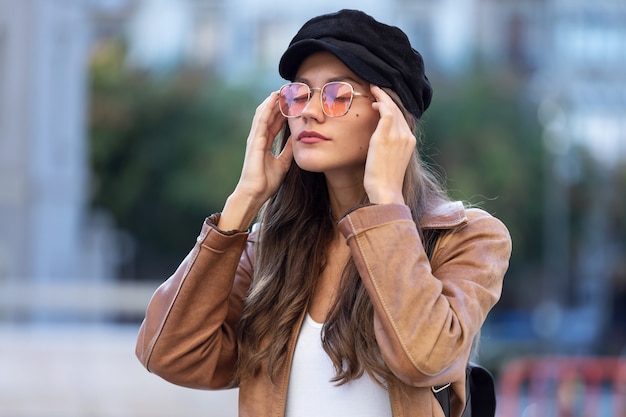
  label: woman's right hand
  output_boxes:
[218,92,294,231]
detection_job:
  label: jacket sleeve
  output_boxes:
[135,214,254,389]
[337,203,511,388]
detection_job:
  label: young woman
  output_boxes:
[136,9,511,417]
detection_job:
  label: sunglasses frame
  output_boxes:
[277,81,370,118]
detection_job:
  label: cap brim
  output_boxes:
[279,38,390,87]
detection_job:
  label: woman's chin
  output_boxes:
[293,155,328,173]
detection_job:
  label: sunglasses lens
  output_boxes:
[279,83,309,117]
[322,82,353,117]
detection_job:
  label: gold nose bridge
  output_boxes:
[308,87,323,103]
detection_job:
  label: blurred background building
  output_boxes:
[0,0,624,416]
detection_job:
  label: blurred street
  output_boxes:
[0,325,238,417]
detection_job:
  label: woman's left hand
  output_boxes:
[363,85,416,205]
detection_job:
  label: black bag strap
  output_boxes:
[433,363,496,417]
[432,383,451,416]
[433,367,470,417]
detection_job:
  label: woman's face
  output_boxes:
[286,52,380,177]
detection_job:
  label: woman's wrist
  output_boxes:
[366,188,406,205]
[217,191,265,231]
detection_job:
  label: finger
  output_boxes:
[250,92,279,132]
[370,86,414,141]
[276,135,294,168]
[248,92,281,151]
[265,114,287,154]
[267,105,287,138]
[369,87,398,130]
[369,85,397,111]
[260,92,281,127]
[247,111,266,150]
[369,84,390,102]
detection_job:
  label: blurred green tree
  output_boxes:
[89,41,256,279]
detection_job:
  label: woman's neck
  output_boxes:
[324,168,367,220]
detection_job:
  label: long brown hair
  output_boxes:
[235,90,450,385]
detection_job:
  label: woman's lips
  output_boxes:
[297,131,329,144]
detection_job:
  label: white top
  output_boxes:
[284,314,392,417]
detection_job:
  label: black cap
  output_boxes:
[279,9,433,119]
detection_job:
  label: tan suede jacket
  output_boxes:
[136,202,511,417]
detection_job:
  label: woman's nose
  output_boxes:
[300,89,326,121]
